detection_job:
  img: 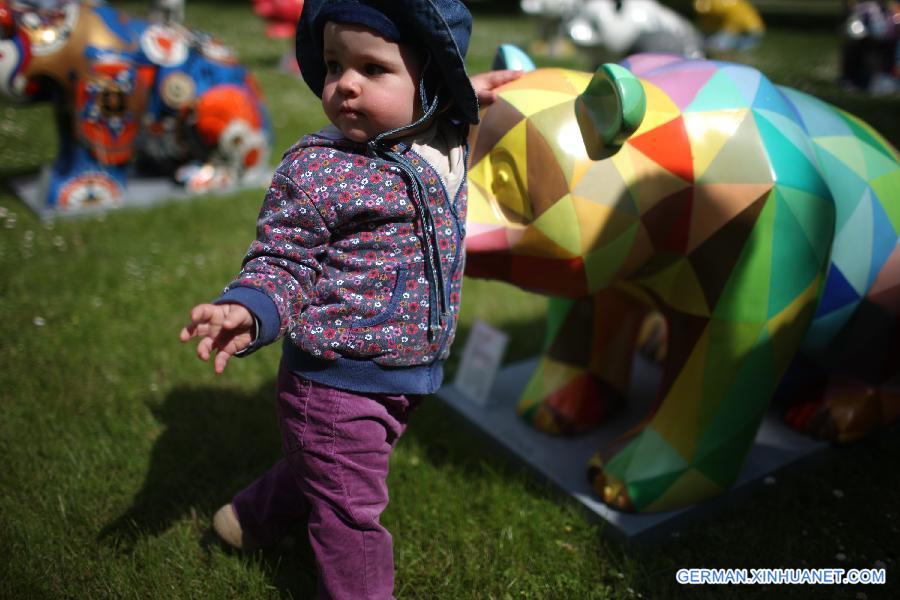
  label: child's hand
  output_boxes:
[179,303,255,374]
[471,69,524,106]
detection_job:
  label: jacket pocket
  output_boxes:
[352,264,408,328]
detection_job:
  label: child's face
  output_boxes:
[321,22,423,143]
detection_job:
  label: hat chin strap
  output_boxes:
[367,54,442,150]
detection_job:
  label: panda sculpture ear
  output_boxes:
[491,44,537,72]
[575,63,645,160]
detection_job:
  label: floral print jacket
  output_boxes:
[217,126,468,394]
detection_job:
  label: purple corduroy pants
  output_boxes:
[232,358,419,599]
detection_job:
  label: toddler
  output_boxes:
[179,0,519,597]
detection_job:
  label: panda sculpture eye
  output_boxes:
[488,148,532,224]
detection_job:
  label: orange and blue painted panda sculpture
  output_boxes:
[466,47,900,512]
[0,0,271,214]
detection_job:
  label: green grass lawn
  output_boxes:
[1,2,899,598]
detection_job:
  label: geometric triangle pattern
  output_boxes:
[466,55,900,513]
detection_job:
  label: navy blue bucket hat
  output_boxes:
[296,0,480,125]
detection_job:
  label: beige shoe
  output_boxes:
[212,504,246,550]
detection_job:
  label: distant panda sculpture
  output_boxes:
[0,0,272,214]
[521,0,705,61]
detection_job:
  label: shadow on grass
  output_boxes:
[95,315,546,594]
[98,379,317,597]
[100,381,280,544]
[0,164,43,184]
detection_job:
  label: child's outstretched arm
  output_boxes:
[179,302,255,374]
[471,69,523,106]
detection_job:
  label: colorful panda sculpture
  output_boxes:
[0,0,271,214]
[466,48,900,513]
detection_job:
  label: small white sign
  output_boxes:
[454,319,508,407]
